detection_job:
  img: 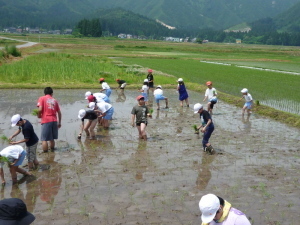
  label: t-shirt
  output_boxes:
[93,92,107,101]
[20,119,39,147]
[243,93,253,102]
[141,85,149,93]
[205,88,217,101]
[101,82,110,90]
[82,110,98,121]
[37,95,60,124]
[147,74,154,83]
[200,110,213,125]
[0,145,24,159]
[131,105,149,123]
[154,89,163,96]
[208,207,251,225]
[96,102,112,114]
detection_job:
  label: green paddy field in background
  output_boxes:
[0,34,299,125]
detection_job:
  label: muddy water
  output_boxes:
[0,89,299,225]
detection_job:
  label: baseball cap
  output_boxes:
[85,91,92,99]
[116,79,120,81]
[206,81,212,86]
[156,85,162,89]
[136,95,145,100]
[87,95,95,103]
[194,103,203,113]
[0,198,35,225]
[99,78,105,82]
[11,114,21,127]
[178,78,183,82]
[199,194,220,223]
[88,102,96,110]
[241,88,248,93]
[148,69,153,73]
[78,109,86,119]
[143,79,149,82]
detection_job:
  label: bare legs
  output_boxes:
[137,123,147,141]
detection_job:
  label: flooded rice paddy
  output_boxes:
[0,89,299,225]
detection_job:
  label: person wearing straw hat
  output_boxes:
[177,78,189,107]
[239,88,253,116]
[203,81,218,114]
[77,109,98,140]
[194,103,215,154]
[0,198,35,224]
[199,193,251,225]
[131,95,151,141]
[99,78,112,97]
[9,114,39,171]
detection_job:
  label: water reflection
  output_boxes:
[195,153,216,190]
[241,114,252,133]
[116,90,126,102]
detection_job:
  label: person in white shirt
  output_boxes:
[153,85,168,110]
[89,101,114,129]
[203,81,218,114]
[239,88,253,116]
[0,145,32,185]
[99,78,112,97]
[139,79,149,105]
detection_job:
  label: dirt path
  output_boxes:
[0,36,37,49]
[0,89,299,225]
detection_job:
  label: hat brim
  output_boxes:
[11,122,18,127]
[0,212,35,225]
[201,211,216,223]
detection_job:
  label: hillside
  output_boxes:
[1,0,300,30]
[274,1,300,32]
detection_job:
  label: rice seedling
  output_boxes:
[31,108,39,116]
[1,135,9,143]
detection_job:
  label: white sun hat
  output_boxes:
[144,79,149,82]
[178,78,183,82]
[199,194,220,223]
[11,114,21,127]
[85,91,92,99]
[241,88,248,93]
[193,103,203,114]
[88,102,96,110]
[78,109,86,119]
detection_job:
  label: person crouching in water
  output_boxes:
[131,95,151,141]
[77,109,98,140]
[153,85,168,110]
[99,78,112,97]
[89,101,114,129]
[203,81,218,114]
[177,78,189,107]
[139,79,149,105]
[194,103,215,154]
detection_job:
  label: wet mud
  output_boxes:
[0,89,299,225]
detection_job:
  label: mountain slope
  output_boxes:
[274,1,300,32]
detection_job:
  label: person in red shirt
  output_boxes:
[37,87,62,152]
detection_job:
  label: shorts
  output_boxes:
[136,122,147,126]
[209,99,217,109]
[26,142,38,162]
[155,95,167,103]
[103,107,114,120]
[14,150,26,167]
[41,121,58,141]
[244,102,252,109]
[105,89,112,97]
[120,83,127,89]
[148,82,154,88]
[141,92,148,101]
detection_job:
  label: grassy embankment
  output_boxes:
[0,35,299,127]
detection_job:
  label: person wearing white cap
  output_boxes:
[153,85,168,110]
[199,194,251,225]
[9,114,39,171]
[203,81,218,114]
[89,101,114,129]
[85,91,110,103]
[177,78,189,107]
[239,88,253,116]
[77,108,98,140]
[139,79,149,105]
[194,103,215,154]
